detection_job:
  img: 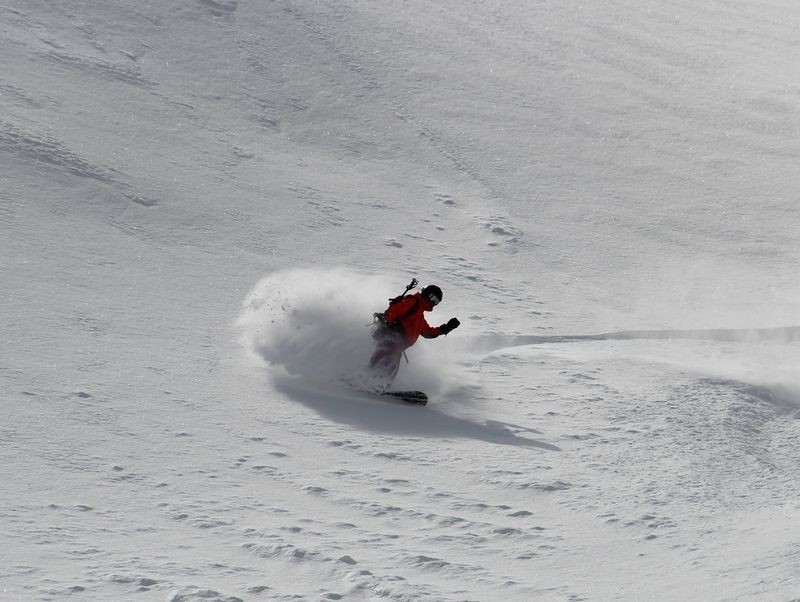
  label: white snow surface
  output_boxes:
[3,1,800,600]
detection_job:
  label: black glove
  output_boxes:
[439,317,460,335]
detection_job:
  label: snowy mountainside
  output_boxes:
[2,0,800,600]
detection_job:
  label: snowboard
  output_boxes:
[382,390,428,405]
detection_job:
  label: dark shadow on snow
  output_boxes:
[269,326,799,450]
[273,377,560,451]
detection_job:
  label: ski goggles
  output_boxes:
[426,291,441,306]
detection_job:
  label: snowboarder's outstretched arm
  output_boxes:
[421,317,460,339]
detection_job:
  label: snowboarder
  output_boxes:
[368,282,460,386]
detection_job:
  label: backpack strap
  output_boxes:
[371,280,420,341]
[390,296,419,325]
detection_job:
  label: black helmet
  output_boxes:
[421,284,442,306]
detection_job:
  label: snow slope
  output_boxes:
[2,0,800,600]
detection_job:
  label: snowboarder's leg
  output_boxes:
[368,333,404,386]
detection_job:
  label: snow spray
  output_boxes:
[236,267,476,397]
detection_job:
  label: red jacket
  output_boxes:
[384,292,442,346]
